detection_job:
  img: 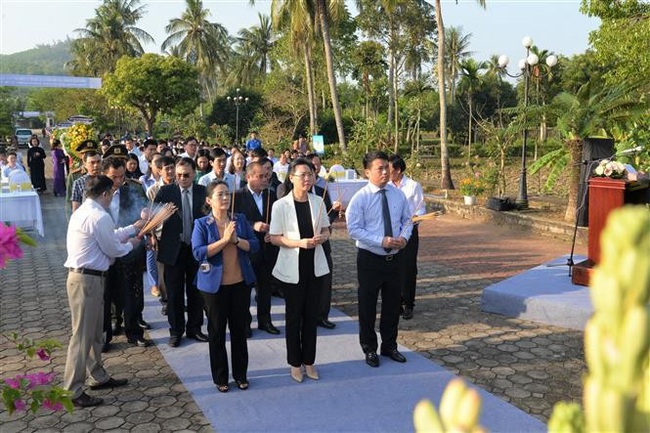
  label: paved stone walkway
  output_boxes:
[1,190,587,431]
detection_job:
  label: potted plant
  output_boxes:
[459,175,484,205]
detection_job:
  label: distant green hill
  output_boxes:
[0,40,72,75]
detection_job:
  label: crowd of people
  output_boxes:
[57,131,424,407]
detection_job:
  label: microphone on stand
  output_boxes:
[616,145,644,157]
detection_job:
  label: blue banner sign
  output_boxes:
[0,74,102,89]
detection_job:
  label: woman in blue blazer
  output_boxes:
[192,180,259,393]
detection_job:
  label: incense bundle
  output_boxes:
[137,202,178,239]
[412,211,443,223]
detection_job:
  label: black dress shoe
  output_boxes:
[72,392,103,407]
[380,348,407,363]
[128,337,152,347]
[89,377,128,390]
[168,336,181,347]
[187,331,208,342]
[402,306,414,320]
[317,320,336,329]
[365,351,380,368]
[258,323,280,335]
[101,343,110,353]
[137,319,151,330]
[245,328,252,339]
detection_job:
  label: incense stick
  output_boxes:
[265,188,270,224]
[314,179,329,235]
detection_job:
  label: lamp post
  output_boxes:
[498,36,557,209]
[226,88,248,146]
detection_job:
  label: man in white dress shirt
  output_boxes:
[63,175,141,407]
[388,154,425,320]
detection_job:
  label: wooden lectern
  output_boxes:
[572,177,649,286]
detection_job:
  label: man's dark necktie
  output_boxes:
[380,189,393,253]
[182,189,192,243]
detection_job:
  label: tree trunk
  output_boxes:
[564,138,583,222]
[387,52,395,132]
[435,0,454,190]
[394,73,399,154]
[317,0,346,150]
[304,44,318,135]
[467,95,473,163]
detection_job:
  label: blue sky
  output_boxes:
[1,0,599,75]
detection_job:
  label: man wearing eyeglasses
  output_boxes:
[154,157,207,347]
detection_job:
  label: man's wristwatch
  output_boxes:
[234,237,240,245]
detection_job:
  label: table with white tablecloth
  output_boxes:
[329,179,368,207]
[0,191,45,237]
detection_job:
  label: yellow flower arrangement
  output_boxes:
[58,123,95,168]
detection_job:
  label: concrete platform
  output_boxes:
[481,255,593,330]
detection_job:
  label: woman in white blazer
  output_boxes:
[270,158,330,383]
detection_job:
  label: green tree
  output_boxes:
[457,58,486,161]
[101,54,200,135]
[445,26,473,103]
[69,0,153,76]
[237,13,275,78]
[350,41,387,119]
[580,0,650,85]
[356,0,436,152]
[531,80,649,221]
[269,0,319,136]
[161,0,230,105]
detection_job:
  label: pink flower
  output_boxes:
[13,399,27,412]
[24,372,55,388]
[4,376,23,389]
[0,223,23,269]
[42,399,64,411]
[36,348,50,361]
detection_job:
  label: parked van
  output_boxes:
[14,129,33,148]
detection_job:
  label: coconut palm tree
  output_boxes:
[162,0,230,105]
[315,0,348,149]
[445,26,473,103]
[269,0,319,136]
[238,13,275,78]
[457,58,487,161]
[434,0,485,189]
[70,0,154,76]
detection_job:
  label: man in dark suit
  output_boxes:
[233,160,280,336]
[154,157,208,347]
[101,148,151,349]
[307,154,342,329]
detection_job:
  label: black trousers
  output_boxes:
[357,248,403,354]
[249,257,273,326]
[103,264,124,343]
[164,243,203,337]
[115,260,145,341]
[202,282,249,386]
[281,274,323,367]
[401,224,419,308]
[317,245,334,322]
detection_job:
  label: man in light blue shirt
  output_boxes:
[346,151,412,368]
